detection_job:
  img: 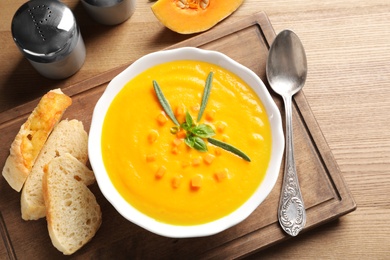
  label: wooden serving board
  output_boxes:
[0,12,356,259]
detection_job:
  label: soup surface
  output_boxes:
[102,60,272,225]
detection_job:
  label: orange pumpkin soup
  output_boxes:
[101,60,272,225]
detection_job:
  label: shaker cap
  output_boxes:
[82,0,124,7]
[11,0,79,63]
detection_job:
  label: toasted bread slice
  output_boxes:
[43,155,101,255]
[21,119,90,220]
[2,89,72,191]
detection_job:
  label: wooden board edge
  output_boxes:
[259,13,356,215]
[253,10,356,217]
[200,198,356,259]
[295,91,357,212]
[169,12,271,49]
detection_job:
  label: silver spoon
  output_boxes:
[266,29,307,236]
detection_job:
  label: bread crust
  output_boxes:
[2,89,71,191]
[43,155,101,255]
[21,120,89,220]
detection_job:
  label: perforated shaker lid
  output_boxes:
[11,0,80,63]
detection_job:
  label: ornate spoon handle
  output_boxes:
[278,95,306,236]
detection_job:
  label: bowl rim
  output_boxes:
[89,47,284,238]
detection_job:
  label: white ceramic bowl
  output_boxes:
[89,47,284,238]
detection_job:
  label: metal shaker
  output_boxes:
[11,0,86,79]
[81,0,136,25]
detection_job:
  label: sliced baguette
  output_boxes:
[21,119,90,220]
[42,153,95,185]
[43,155,101,255]
[2,89,72,191]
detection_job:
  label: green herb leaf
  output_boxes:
[197,72,214,122]
[185,135,208,152]
[207,138,251,162]
[181,111,194,131]
[181,122,189,131]
[154,73,251,161]
[190,124,215,138]
[184,135,195,148]
[153,80,180,126]
[192,136,208,152]
[185,111,194,127]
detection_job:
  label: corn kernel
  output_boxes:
[172,175,182,189]
[191,174,203,189]
[156,112,168,126]
[155,166,166,179]
[203,153,215,165]
[147,130,159,143]
[214,169,229,182]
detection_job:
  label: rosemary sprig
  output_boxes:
[153,80,180,126]
[197,72,214,122]
[152,73,251,162]
[207,138,251,162]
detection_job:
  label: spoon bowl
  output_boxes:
[266,29,307,236]
[267,30,307,96]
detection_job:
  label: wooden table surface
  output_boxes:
[1,0,389,259]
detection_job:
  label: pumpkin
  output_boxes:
[151,0,245,34]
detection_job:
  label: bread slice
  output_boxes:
[2,89,72,191]
[21,119,90,220]
[43,155,101,255]
[21,120,89,220]
[42,153,95,185]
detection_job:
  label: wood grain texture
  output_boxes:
[0,0,389,259]
[0,13,355,259]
